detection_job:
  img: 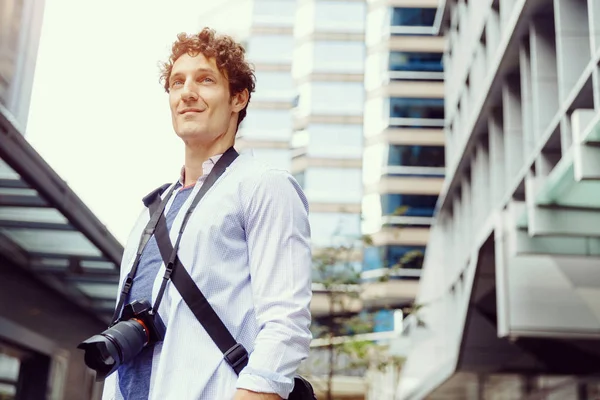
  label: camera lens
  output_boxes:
[78,319,148,380]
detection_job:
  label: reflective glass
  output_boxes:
[310,212,361,246]
[304,124,363,159]
[391,8,436,27]
[304,168,362,203]
[0,160,19,180]
[381,194,438,217]
[76,283,118,299]
[389,145,445,168]
[253,70,295,102]
[0,228,102,257]
[314,1,366,33]
[247,35,294,64]
[0,207,68,224]
[0,353,20,382]
[389,52,443,72]
[299,82,364,116]
[390,98,444,119]
[239,109,293,141]
[81,260,118,271]
[313,41,365,73]
[244,148,291,171]
[252,0,296,26]
[363,245,425,271]
[293,171,305,188]
[373,309,395,332]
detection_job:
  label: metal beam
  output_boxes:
[0,219,74,231]
[0,194,47,207]
[29,252,110,262]
[0,178,29,189]
[63,274,120,285]
[0,107,123,266]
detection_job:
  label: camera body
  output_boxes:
[118,300,165,344]
[77,299,165,380]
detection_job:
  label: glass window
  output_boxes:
[390,98,444,119]
[239,109,292,141]
[389,52,443,72]
[305,124,363,159]
[247,35,294,64]
[299,82,364,116]
[253,70,295,102]
[391,8,436,27]
[363,245,425,271]
[252,0,296,27]
[313,41,365,73]
[0,228,102,257]
[373,309,395,332]
[389,145,445,168]
[314,1,366,33]
[293,171,305,188]
[304,168,362,203]
[0,351,20,398]
[244,148,291,171]
[309,212,361,246]
[381,194,438,217]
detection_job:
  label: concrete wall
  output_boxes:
[0,260,106,400]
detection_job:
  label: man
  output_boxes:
[102,28,312,400]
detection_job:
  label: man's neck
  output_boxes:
[183,139,232,187]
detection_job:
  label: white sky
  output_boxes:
[27,0,248,245]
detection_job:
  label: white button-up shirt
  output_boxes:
[102,153,312,400]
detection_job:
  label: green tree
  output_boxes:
[300,208,427,399]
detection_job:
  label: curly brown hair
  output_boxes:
[159,28,256,127]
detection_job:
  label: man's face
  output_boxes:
[168,53,242,145]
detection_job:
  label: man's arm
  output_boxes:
[235,169,313,399]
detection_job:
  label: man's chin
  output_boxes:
[176,129,207,141]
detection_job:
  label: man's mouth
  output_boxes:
[179,108,204,114]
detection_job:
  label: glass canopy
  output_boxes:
[0,107,123,324]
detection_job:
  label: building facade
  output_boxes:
[361,0,445,325]
[397,0,600,399]
[236,0,297,172]
[0,1,124,399]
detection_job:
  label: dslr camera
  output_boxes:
[77,299,165,380]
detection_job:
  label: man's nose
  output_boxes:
[181,83,199,102]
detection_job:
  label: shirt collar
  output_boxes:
[178,153,223,187]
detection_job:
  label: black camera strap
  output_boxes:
[111,146,238,324]
[150,150,249,374]
[111,183,177,324]
[113,145,248,374]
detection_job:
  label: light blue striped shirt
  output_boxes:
[102,153,313,400]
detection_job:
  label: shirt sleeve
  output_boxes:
[236,169,313,398]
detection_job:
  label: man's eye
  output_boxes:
[171,80,184,87]
[202,77,215,83]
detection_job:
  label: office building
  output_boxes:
[235,0,297,172]
[361,0,445,341]
[397,0,600,398]
[0,1,123,398]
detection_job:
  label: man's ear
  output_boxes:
[231,89,249,112]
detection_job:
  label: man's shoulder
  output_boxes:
[233,153,293,180]
[232,154,302,197]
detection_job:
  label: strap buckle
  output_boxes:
[224,343,249,371]
[122,277,133,294]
